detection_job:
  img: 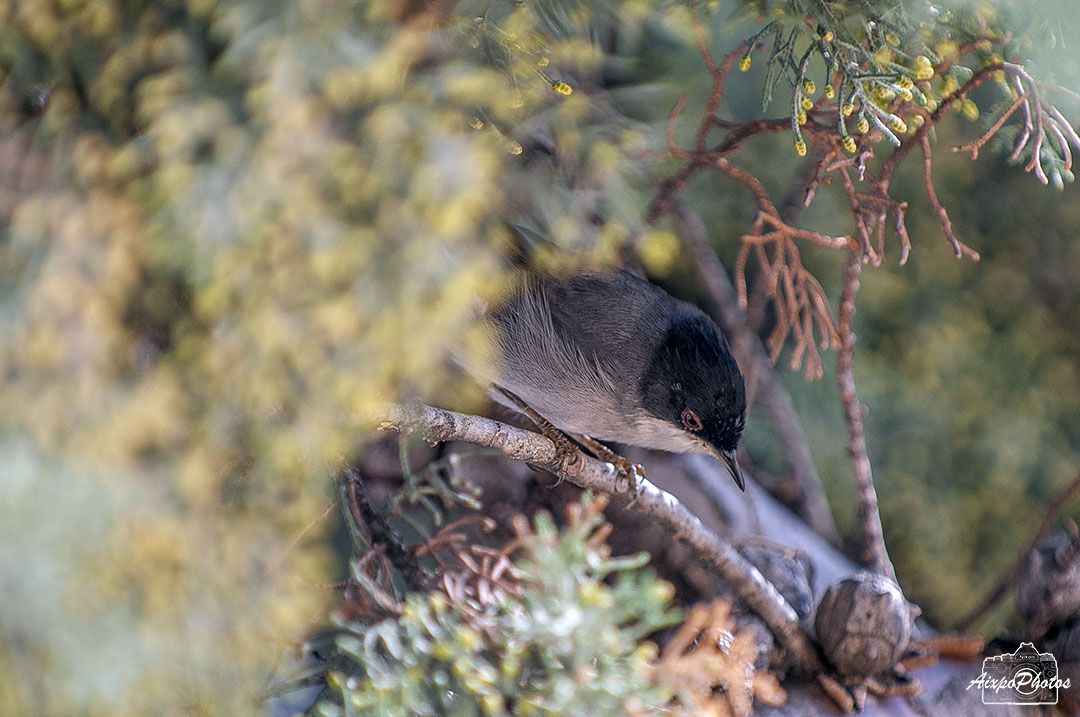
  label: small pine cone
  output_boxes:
[1045,619,1080,697]
[1018,528,1080,640]
[814,572,919,679]
[736,538,815,623]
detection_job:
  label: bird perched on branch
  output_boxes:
[481,269,747,490]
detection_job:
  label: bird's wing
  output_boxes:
[541,271,669,389]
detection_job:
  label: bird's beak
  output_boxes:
[701,442,745,491]
[720,450,745,492]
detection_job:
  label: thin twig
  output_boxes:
[952,90,1028,159]
[835,164,882,266]
[952,469,1080,633]
[689,0,717,74]
[716,158,846,250]
[1010,75,1033,161]
[343,464,428,591]
[697,44,749,152]
[835,249,897,581]
[259,498,337,583]
[666,94,691,156]
[920,136,979,261]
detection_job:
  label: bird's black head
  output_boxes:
[639,309,747,488]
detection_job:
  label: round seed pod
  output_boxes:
[814,572,919,679]
[736,538,815,623]
[1017,528,1080,639]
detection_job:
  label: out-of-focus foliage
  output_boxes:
[315,500,680,716]
[0,0,664,712]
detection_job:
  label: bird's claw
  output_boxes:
[491,388,648,501]
[547,430,583,485]
[571,432,644,503]
[611,457,645,503]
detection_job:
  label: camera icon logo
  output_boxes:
[971,642,1068,705]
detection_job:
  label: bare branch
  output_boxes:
[689,0,718,74]
[382,402,824,672]
[1046,103,1080,155]
[835,250,897,581]
[697,43,750,152]
[716,158,846,250]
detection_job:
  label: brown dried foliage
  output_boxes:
[652,598,787,717]
[419,515,527,614]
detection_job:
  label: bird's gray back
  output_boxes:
[488,271,674,438]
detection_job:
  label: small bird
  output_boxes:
[484,269,747,490]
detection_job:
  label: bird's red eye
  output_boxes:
[681,408,703,432]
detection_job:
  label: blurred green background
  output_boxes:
[0,0,1077,713]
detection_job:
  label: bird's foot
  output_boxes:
[494,387,581,481]
[571,433,645,502]
[545,427,583,483]
[492,387,644,498]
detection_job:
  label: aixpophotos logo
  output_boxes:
[968,642,1071,705]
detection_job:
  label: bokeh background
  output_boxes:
[0,0,1077,713]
